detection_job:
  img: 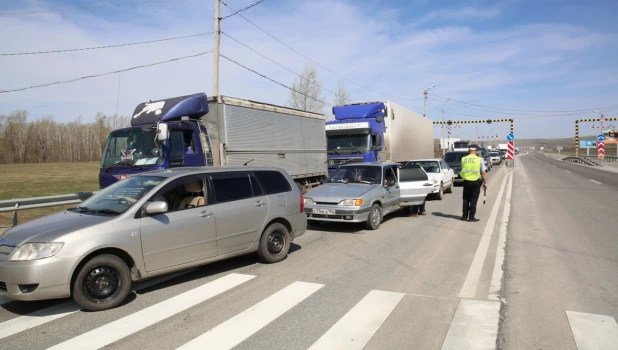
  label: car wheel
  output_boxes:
[436,182,444,200]
[72,254,132,311]
[365,204,382,230]
[258,223,291,263]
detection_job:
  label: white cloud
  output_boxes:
[0,0,616,139]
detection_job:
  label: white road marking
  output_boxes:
[48,273,256,350]
[459,174,509,298]
[590,180,602,184]
[0,269,195,340]
[308,290,405,350]
[489,172,513,300]
[441,299,501,350]
[566,310,618,350]
[178,281,323,350]
[565,170,571,173]
[552,165,557,167]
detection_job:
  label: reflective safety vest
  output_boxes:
[460,155,482,181]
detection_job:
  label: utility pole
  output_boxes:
[440,97,451,156]
[475,124,478,144]
[213,0,221,101]
[423,84,436,118]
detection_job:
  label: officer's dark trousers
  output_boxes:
[462,179,482,219]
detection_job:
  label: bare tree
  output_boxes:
[333,81,350,106]
[286,64,326,113]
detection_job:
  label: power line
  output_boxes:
[221,32,338,97]
[221,0,266,20]
[220,53,333,107]
[1,32,213,56]
[429,93,618,114]
[0,0,180,15]
[220,1,422,102]
[428,96,618,118]
[0,51,211,94]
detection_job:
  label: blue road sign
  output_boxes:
[597,134,605,142]
[506,133,514,141]
[557,146,563,150]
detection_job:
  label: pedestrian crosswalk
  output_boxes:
[0,272,617,350]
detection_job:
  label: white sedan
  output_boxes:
[405,159,454,200]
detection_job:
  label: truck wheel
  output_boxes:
[436,183,444,200]
[72,254,132,311]
[365,204,382,230]
[258,223,291,263]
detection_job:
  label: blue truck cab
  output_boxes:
[326,102,386,175]
[99,93,213,189]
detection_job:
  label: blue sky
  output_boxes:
[1,0,617,140]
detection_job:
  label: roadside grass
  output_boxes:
[0,162,100,227]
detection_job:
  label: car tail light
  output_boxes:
[300,191,304,213]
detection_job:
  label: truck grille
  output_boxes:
[328,158,363,166]
[0,245,16,262]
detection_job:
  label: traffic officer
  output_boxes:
[460,144,488,222]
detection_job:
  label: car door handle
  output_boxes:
[255,201,266,207]
[423,183,433,186]
[199,211,214,218]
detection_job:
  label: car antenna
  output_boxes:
[243,159,254,166]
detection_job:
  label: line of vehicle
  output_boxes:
[459,173,509,299]
[0,269,196,340]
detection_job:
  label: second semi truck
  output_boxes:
[325,101,434,174]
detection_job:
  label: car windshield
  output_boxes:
[75,175,165,214]
[444,152,467,163]
[490,152,500,156]
[100,128,163,169]
[327,165,381,184]
[406,161,440,173]
[327,134,370,154]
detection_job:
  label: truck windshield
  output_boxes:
[327,134,370,154]
[72,175,165,215]
[100,128,163,169]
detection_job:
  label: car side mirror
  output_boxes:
[145,201,168,215]
[157,123,169,141]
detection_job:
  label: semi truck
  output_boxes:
[99,93,327,192]
[325,101,433,174]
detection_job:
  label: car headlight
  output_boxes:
[10,243,64,261]
[339,199,363,206]
[304,197,314,205]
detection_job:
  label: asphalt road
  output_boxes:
[1,156,617,349]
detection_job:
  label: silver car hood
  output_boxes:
[0,211,116,246]
[306,183,374,202]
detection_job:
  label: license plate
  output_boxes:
[312,209,336,215]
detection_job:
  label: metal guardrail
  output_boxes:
[581,155,618,163]
[0,192,97,227]
[562,156,603,166]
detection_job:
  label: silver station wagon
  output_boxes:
[0,166,305,311]
[304,162,436,229]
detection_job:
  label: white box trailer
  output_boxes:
[203,96,328,190]
[381,100,434,162]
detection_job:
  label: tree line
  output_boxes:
[0,111,130,164]
[1,63,346,164]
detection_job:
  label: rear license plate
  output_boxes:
[312,209,336,215]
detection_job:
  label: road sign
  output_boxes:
[556,146,563,150]
[507,141,514,160]
[598,141,605,160]
[579,140,597,148]
[506,133,514,141]
[597,134,605,142]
